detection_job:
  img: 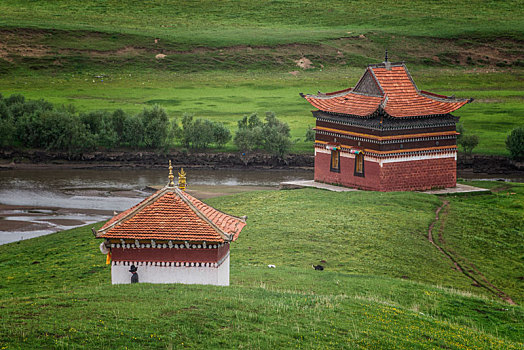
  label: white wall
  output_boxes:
[111,254,230,286]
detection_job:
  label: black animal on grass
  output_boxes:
[312,265,324,271]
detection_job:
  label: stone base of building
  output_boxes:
[111,254,230,286]
[314,148,456,192]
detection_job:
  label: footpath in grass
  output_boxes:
[0,185,522,348]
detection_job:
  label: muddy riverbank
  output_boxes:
[0,149,522,178]
[1,149,523,183]
[0,167,312,244]
[0,149,314,169]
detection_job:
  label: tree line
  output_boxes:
[0,94,293,157]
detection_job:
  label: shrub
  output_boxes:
[0,100,15,147]
[122,114,144,148]
[191,119,215,149]
[234,111,291,157]
[456,123,465,142]
[212,122,231,147]
[264,127,292,158]
[234,113,265,152]
[111,109,127,142]
[263,112,291,157]
[0,93,180,151]
[40,110,95,153]
[234,127,265,152]
[305,126,315,142]
[80,110,118,148]
[177,114,230,149]
[5,94,25,106]
[459,134,479,156]
[505,126,524,161]
[0,118,15,147]
[138,105,170,149]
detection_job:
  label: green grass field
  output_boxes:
[0,182,523,348]
[2,69,522,154]
[0,0,522,155]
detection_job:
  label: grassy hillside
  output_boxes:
[0,0,522,155]
[1,0,522,45]
[0,182,523,348]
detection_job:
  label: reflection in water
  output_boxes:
[0,168,312,244]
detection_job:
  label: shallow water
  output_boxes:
[0,168,312,244]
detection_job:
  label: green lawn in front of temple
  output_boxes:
[0,182,522,348]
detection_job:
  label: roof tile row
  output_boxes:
[303,63,470,118]
[97,187,246,242]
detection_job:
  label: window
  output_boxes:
[330,150,340,172]
[354,153,364,177]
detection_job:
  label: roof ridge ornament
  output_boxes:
[384,49,391,71]
[168,160,175,187]
[178,168,187,191]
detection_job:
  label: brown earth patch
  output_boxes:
[295,57,314,69]
[0,219,51,232]
[0,42,50,60]
[43,218,85,226]
[0,27,521,69]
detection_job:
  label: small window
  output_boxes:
[354,153,364,177]
[330,150,340,172]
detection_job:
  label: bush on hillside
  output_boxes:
[122,114,144,148]
[456,123,479,156]
[505,126,524,161]
[234,112,291,157]
[0,93,178,152]
[212,122,232,147]
[177,113,231,149]
[0,100,15,147]
[263,111,291,157]
[80,110,119,148]
[305,126,315,142]
[138,105,170,148]
[234,113,265,152]
[459,134,479,156]
[456,122,465,142]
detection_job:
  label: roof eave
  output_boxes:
[95,186,172,238]
[175,188,241,243]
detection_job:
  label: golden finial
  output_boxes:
[178,168,187,191]
[168,160,175,187]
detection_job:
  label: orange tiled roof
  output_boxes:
[305,91,383,116]
[302,63,472,118]
[96,187,246,243]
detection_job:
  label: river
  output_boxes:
[0,168,312,244]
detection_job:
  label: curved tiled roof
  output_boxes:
[96,186,246,243]
[304,92,383,117]
[302,63,472,118]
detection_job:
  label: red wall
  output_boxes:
[314,152,381,191]
[314,151,456,191]
[112,244,230,263]
[380,157,456,191]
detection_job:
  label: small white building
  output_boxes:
[95,164,246,286]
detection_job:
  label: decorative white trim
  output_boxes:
[111,254,231,286]
[378,152,456,167]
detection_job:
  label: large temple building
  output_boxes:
[301,58,473,191]
[95,163,246,286]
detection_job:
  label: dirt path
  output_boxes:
[428,200,515,305]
